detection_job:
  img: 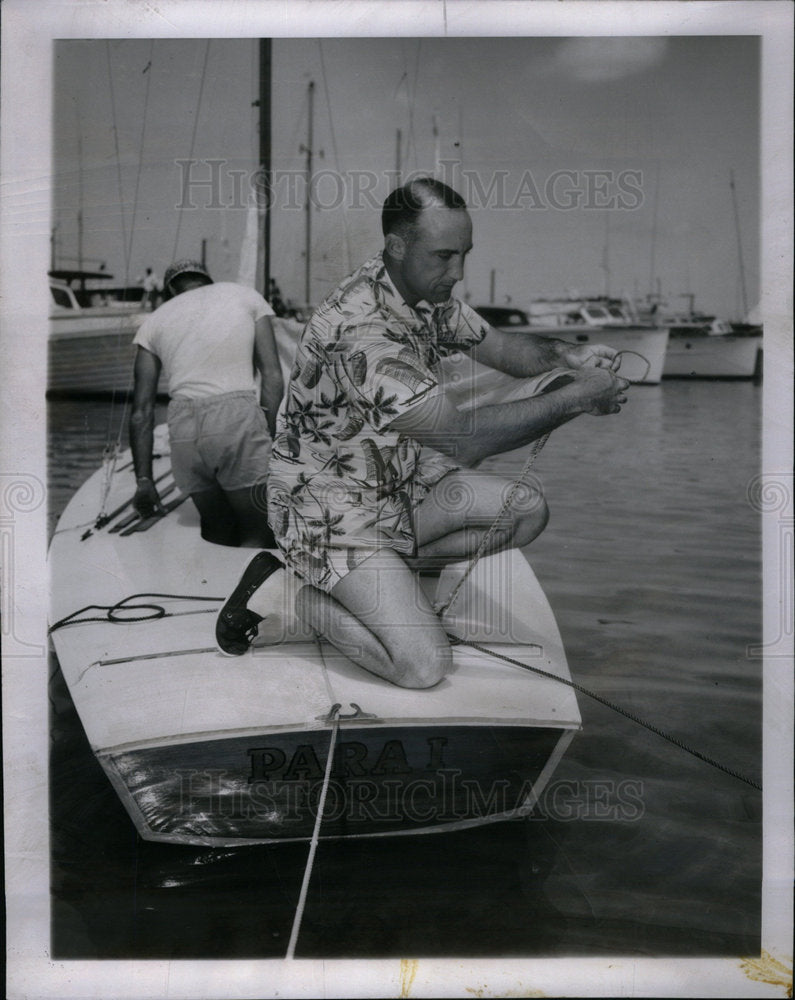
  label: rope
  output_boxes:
[99,41,157,521]
[435,349,648,617]
[614,348,652,383]
[447,633,761,792]
[48,592,223,634]
[317,41,353,276]
[285,701,340,959]
[172,40,212,258]
[434,430,550,617]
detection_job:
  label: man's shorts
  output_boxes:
[167,391,273,495]
[272,466,457,594]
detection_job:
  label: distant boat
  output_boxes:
[662,314,762,379]
[48,274,152,397]
[474,300,670,385]
[635,297,763,380]
[652,171,762,380]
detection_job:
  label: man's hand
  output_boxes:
[564,367,630,415]
[559,341,620,371]
[133,477,164,519]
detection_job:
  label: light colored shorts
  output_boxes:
[272,467,455,594]
[167,391,272,496]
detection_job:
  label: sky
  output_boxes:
[52,34,760,319]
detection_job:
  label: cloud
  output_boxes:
[552,37,668,82]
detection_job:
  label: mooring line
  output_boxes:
[285,701,340,960]
[447,633,761,792]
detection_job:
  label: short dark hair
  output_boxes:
[381,177,467,240]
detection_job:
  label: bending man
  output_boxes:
[217,179,628,681]
[130,259,284,547]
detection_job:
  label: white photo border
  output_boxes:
[1,2,792,997]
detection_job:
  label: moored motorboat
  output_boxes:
[662,315,762,379]
[475,302,670,385]
[48,276,151,396]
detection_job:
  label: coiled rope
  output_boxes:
[47,592,223,634]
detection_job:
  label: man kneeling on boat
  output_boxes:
[130,259,284,548]
[217,177,629,687]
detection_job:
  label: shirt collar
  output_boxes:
[372,252,452,327]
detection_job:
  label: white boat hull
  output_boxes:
[49,310,149,396]
[49,425,580,845]
[663,333,762,378]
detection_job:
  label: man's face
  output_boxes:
[396,206,473,306]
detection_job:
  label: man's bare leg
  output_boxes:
[408,469,548,568]
[291,472,546,683]
[294,549,452,689]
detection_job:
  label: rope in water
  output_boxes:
[446,633,761,791]
[436,346,761,793]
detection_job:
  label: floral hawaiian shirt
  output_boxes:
[266,252,489,592]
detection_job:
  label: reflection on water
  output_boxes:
[49,382,762,958]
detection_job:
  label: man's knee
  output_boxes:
[512,491,549,546]
[390,635,452,689]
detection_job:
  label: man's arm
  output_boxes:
[253,315,285,438]
[469,322,619,376]
[129,346,164,516]
[389,366,629,467]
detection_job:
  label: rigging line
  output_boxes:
[172,40,212,258]
[105,41,130,284]
[435,431,550,617]
[110,38,157,446]
[411,39,422,171]
[447,634,762,792]
[317,40,353,275]
[400,39,421,173]
[437,354,637,616]
[286,697,340,960]
[97,41,156,506]
[100,41,135,515]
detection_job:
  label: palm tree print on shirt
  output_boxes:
[266,251,488,591]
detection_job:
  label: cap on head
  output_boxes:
[163,259,212,293]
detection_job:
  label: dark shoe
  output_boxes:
[216,551,284,655]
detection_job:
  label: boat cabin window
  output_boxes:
[475,306,530,327]
[50,285,75,309]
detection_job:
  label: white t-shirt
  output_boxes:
[133,282,274,397]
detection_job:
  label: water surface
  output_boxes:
[48,381,762,958]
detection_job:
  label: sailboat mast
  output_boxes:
[729,169,749,319]
[259,39,272,296]
[395,128,402,185]
[77,133,84,296]
[648,160,660,309]
[601,211,611,298]
[304,80,315,306]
